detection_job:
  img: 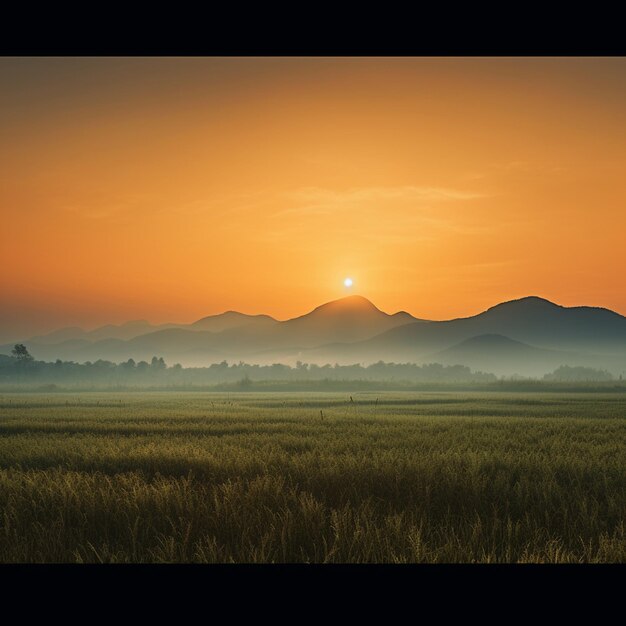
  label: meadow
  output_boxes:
[0,391,624,563]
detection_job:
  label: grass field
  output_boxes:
[0,391,624,563]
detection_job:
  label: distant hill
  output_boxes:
[26,312,276,346]
[463,297,626,353]
[3,296,419,365]
[429,334,580,377]
[3,294,626,376]
[279,295,420,345]
[28,320,179,344]
[28,326,87,345]
[311,296,626,364]
[190,311,277,332]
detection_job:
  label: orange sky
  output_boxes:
[1,57,625,340]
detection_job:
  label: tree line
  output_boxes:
[2,344,496,387]
[1,344,617,389]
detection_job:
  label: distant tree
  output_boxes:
[11,344,33,362]
[543,365,613,382]
[150,356,166,371]
[237,375,253,389]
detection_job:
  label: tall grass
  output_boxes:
[0,392,624,562]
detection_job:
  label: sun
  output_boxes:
[343,277,353,288]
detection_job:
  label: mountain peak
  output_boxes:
[309,295,381,316]
[191,310,275,332]
[485,296,561,314]
[279,294,416,344]
[194,311,247,323]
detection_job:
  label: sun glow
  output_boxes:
[2,57,626,335]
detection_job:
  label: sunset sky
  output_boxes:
[1,57,625,341]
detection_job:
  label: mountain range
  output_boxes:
[2,295,626,376]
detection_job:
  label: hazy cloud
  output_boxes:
[252,184,491,246]
[273,185,486,218]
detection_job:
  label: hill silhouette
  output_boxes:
[429,333,578,377]
[29,319,182,344]
[314,296,626,364]
[279,295,420,344]
[2,295,626,376]
[191,311,277,332]
[5,296,418,364]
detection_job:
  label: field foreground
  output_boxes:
[0,391,624,563]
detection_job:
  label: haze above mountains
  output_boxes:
[2,295,626,377]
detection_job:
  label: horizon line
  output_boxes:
[8,292,625,341]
